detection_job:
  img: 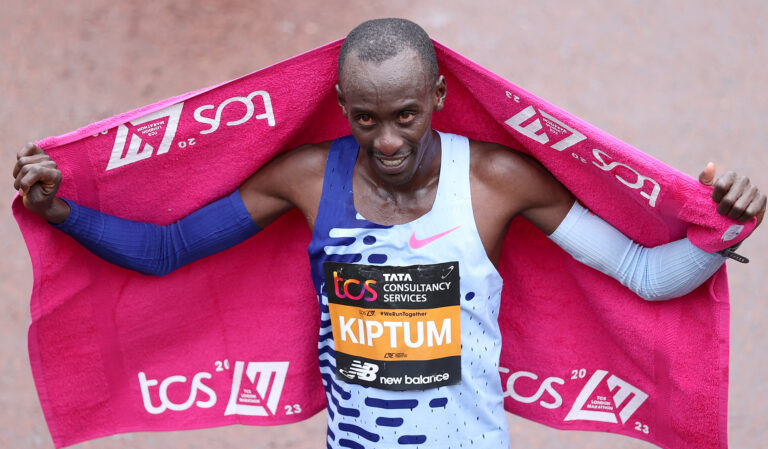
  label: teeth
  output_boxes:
[380,157,405,167]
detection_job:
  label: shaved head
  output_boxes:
[338,18,439,85]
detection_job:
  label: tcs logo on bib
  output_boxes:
[332,271,378,301]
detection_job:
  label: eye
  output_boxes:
[398,111,416,123]
[356,114,375,126]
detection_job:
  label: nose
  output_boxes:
[373,124,405,156]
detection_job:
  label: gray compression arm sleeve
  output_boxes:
[548,202,726,301]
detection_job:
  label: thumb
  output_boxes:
[21,190,31,209]
[698,162,716,186]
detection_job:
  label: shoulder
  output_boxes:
[468,139,552,194]
[265,140,333,178]
[467,138,573,232]
[238,140,335,227]
[241,140,333,198]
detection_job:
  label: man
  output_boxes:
[12,18,766,448]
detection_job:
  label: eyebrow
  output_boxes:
[393,100,421,110]
[349,100,422,115]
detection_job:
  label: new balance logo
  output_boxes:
[224,361,289,416]
[339,360,379,382]
[564,369,648,424]
[106,102,184,170]
[505,105,586,152]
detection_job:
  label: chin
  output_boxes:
[375,170,414,187]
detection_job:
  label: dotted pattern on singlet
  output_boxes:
[307,133,509,449]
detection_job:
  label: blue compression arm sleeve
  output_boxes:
[53,190,261,276]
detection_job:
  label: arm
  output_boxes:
[548,201,725,300]
[14,142,328,275]
[541,164,763,300]
[51,191,260,276]
[470,141,764,300]
[545,160,768,299]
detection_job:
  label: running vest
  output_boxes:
[307,132,509,448]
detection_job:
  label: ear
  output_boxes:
[335,84,347,117]
[433,75,447,112]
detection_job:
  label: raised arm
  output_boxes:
[13,142,328,275]
[470,141,764,300]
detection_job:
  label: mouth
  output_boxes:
[375,153,410,173]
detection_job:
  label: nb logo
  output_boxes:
[106,102,184,170]
[339,360,379,382]
[505,105,586,152]
[224,361,289,416]
[564,369,648,424]
[194,90,275,135]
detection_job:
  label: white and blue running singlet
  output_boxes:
[307,132,510,449]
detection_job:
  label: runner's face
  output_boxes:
[337,50,445,186]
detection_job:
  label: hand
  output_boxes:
[13,143,70,223]
[699,162,766,227]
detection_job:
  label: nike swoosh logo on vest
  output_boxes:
[409,226,461,249]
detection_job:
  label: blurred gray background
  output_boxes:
[1,1,766,448]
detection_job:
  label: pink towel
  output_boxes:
[13,40,753,449]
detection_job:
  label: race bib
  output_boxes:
[324,261,461,390]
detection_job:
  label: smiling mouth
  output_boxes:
[379,155,407,166]
[376,153,410,170]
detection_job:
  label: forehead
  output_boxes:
[339,50,432,105]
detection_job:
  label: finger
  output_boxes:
[17,142,44,160]
[13,163,29,191]
[14,161,35,190]
[716,175,748,217]
[712,171,737,203]
[16,171,39,196]
[741,192,767,224]
[14,165,41,194]
[13,153,55,178]
[16,169,56,197]
[14,163,59,195]
[698,162,716,186]
[13,157,25,178]
[731,186,757,221]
